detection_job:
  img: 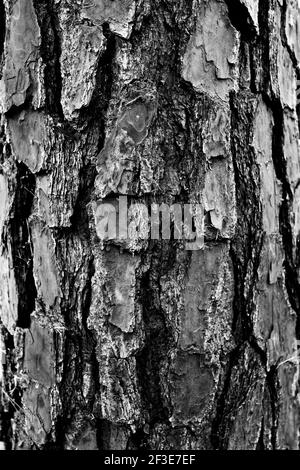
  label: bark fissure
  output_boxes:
[11,163,36,328]
[57,20,118,448]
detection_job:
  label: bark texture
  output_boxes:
[0,0,300,450]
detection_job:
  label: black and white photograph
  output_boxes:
[0,0,300,456]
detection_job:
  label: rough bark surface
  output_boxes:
[0,0,300,450]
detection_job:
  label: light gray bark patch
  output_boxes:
[0,0,44,111]
[7,111,46,173]
[282,109,300,190]
[203,159,236,238]
[182,0,239,101]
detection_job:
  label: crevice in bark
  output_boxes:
[224,0,257,41]
[80,22,116,127]
[211,89,281,449]
[296,67,300,134]
[211,343,277,449]
[10,162,36,328]
[56,237,97,448]
[126,427,147,450]
[136,254,172,428]
[70,23,116,230]
[0,325,21,450]
[266,364,279,448]
[210,345,240,449]
[256,418,265,449]
[264,94,300,337]
[33,0,63,118]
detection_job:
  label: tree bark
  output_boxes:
[0,0,300,450]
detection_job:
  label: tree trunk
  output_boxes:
[0,0,300,451]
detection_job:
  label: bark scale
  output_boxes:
[0,0,299,450]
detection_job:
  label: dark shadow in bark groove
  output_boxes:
[10,162,36,328]
[281,0,299,70]
[55,18,117,448]
[264,93,300,337]
[0,0,5,79]
[0,326,21,450]
[211,89,280,449]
